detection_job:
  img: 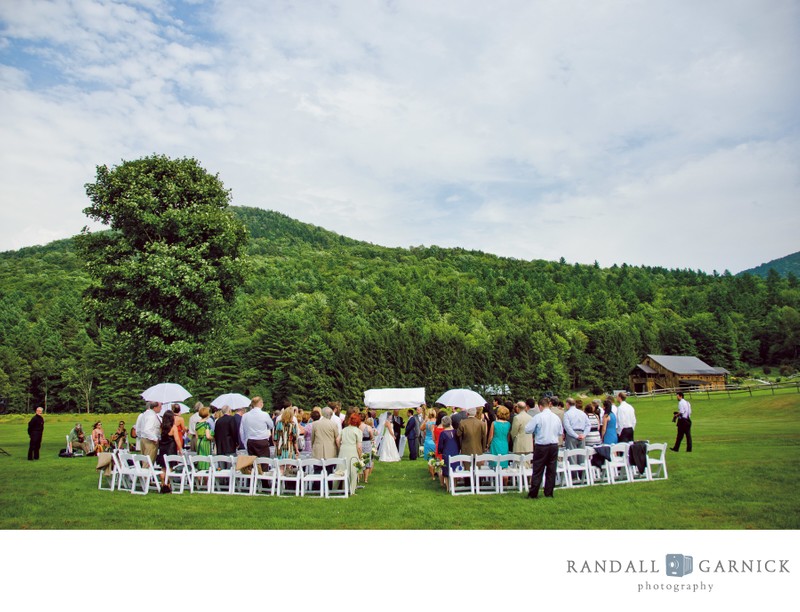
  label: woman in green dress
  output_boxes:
[195,405,213,469]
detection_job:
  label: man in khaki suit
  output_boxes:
[312,407,340,459]
[511,401,534,454]
[457,407,486,455]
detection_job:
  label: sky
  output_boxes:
[1,0,798,273]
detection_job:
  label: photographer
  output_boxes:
[671,392,692,452]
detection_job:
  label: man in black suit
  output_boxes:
[27,406,44,460]
[405,408,420,460]
[233,406,246,450]
[214,406,240,455]
[392,410,404,453]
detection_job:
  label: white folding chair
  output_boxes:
[97,452,117,491]
[517,452,533,492]
[608,442,633,484]
[448,454,474,495]
[473,454,500,494]
[588,446,614,485]
[210,455,235,494]
[628,441,650,482]
[323,458,349,498]
[114,451,136,492]
[496,453,524,493]
[299,458,326,497]
[564,448,593,487]
[646,443,668,481]
[230,457,255,495]
[554,447,568,487]
[163,454,188,494]
[188,455,213,493]
[276,458,302,496]
[130,454,160,495]
[251,457,278,496]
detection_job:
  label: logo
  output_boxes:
[666,554,694,577]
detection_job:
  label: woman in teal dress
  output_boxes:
[601,400,618,444]
[195,406,213,469]
[421,409,437,479]
[487,405,511,467]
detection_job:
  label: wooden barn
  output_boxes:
[629,354,729,393]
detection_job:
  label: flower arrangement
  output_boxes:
[427,456,445,471]
[353,457,366,472]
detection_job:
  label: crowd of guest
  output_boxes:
[424,392,638,492]
[109,398,387,495]
[72,391,637,496]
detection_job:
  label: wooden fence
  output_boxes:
[633,380,800,401]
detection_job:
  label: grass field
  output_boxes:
[1,389,798,530]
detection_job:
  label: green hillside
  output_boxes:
[1,206,798,413]
[739,251,800,279]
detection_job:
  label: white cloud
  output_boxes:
[1,0,798,272]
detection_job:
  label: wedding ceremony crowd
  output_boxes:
[39,386,676,498]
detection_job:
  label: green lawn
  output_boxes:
[1,389,798,529]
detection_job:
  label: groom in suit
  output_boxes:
[405,408,420,460]
[392,410,404,453]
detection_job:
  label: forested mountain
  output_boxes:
[738,251,800,279]
[1,207,798,413]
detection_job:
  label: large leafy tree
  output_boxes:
[77,155,248,381]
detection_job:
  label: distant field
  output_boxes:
[1,389,798,530]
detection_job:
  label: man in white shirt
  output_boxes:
[671,391,693,452]
[240,396,274,457]
[616,392,637,442]
[137,402,162,462]
[525,397,564,498]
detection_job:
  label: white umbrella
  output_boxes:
[141,382,191,404]
[211,393,251,410]
[435,388,486,409]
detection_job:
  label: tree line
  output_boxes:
[1,205,799,413]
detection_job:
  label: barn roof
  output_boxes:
[647,354,728,375]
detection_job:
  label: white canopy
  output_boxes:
[363,387,426,410]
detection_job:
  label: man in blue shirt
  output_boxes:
[524,397,564,498]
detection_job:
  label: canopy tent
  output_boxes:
[363,387,426,410]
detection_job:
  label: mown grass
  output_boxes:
[1,388,798,530]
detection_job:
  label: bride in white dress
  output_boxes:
[378,417,401,462]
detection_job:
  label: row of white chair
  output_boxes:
[447,442,668,495]
[99,451,353,498]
